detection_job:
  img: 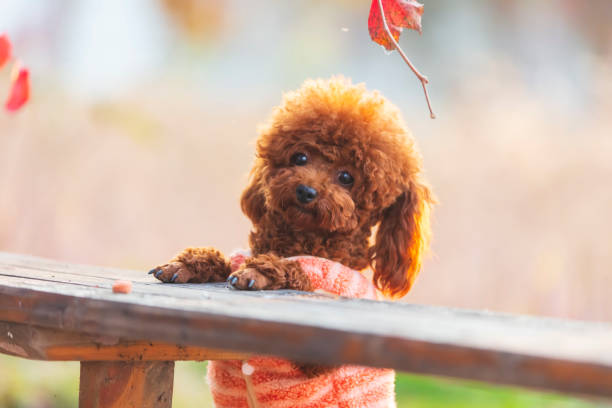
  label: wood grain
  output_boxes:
[79,361,174,408]
[1,252,612,397]
[0,322,247,361]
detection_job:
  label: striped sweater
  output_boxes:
[207,251,396,408]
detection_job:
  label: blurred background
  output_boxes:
[1,0,611,407]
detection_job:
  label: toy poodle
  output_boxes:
[149,77,433,407]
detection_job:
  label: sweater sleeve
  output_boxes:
[230,251,379,300]
[291,256,379,300]
[229,249,252,272]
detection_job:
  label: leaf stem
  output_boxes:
[377,0,435,119]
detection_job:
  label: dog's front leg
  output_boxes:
[227,253,312,291]
[150,247,231,283]
[228,254,335,377]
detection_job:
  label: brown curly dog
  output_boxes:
[150,76,433,299]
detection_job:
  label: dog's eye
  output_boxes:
[291,152,308,166]
[337,171,354,186]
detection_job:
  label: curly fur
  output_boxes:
[153,76,433,298]
[241,76,434,297]
[242,254,312,291]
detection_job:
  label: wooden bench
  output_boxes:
[1,252,611,407]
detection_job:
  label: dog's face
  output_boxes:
[265,145,363,233]
[241,78,433,297]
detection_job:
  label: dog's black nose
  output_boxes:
[296,184,317,204]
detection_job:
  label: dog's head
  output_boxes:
[241,77,433,297]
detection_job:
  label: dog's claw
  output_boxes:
[155,270,163,278]
[248,279,255,289]
[230,276,238,285]
[170,273,179,283]
[148,268,158,275]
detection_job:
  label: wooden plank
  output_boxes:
[0,321,247,361]
[0,251,150,282]
[1,252,612,397]
[79,361,174,408]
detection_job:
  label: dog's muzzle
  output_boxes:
[296,184,318,204]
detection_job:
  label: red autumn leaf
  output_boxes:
[367,0,434,119]
[0,33,11,69]
[5,67,30,112]
[368,0,424,51]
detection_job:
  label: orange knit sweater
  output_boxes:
[207,251,396,408]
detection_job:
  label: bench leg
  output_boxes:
[79,361,174,408]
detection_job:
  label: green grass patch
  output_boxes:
[395,372,609,408]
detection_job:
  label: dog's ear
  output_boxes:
[240,161,267,225]
[371,180,433,298]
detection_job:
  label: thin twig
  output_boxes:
[377,0,435,119]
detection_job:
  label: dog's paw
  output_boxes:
[227,268,272,290]
[149,262,196,283]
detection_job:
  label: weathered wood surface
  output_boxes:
[1,252,612,397]
[0,321,247,361]
[79,361,174,408]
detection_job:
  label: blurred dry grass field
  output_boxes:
[1,63,611,324]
